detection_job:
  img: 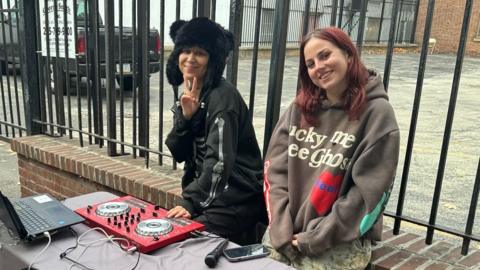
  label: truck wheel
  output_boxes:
[116,76,135,91]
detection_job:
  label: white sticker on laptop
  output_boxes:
[33,195,53,203]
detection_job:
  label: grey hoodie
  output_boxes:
[264,70,400,257]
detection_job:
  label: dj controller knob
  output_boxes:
[114,216,118,222]
[152,212,158,217]
[136,216,140,222]
[140,208,146,213]
[120,214,124,220]
[87,205,93,209]
[153,235,159,241]
[154,205,160,210]
[87,208,90,214]
[130,219,134,225]
[107,217,111,223]
[126,226,130,233]
[118,223,121,228]
[124,220,128,226]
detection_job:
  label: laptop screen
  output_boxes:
[0,191,27,239]
[0,192,84,241]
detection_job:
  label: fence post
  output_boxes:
[197,0,212,18]
[226,0,243,86]
[337,0,345,28]
[427,0,473,245]
[410,0,421,43]
[105,0,116,155]
[462,158,480,255]
[302,0,311,35]
[394,0,436,236]
[138,0,150,157]
[88,0,103,145]
[383,0,400,90]
[18,0,41,135]
[211,0,217,21]
[263,0,290,156]
[356,0,368,56]
[330,0,338,26]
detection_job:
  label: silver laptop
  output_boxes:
[0,191,84,241]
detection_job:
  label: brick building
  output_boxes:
[415,0,480,55]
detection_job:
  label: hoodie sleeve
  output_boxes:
[264,105,299,258]
[181,110,239,211]
[296,129,400,255]
[165,104,194,162]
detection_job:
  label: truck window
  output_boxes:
[1,12,17,26]
[77,0,85,20]
[75,0,103,26]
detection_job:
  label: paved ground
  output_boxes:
[0,141,20,198]
[0,53,479,247]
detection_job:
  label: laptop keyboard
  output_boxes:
[14,201,53,232]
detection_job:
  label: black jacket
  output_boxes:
[166,79,264,217]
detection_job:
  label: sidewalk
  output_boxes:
[0,141,19,198]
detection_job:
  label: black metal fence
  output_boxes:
[0,0,26,138]
[0,0,478,255]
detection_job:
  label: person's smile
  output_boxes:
[304,37,350,103]
[179,47,209,83]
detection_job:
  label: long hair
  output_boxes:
[296,27,369,126]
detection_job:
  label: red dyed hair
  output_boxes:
[296,27,369,126]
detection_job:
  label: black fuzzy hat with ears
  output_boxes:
[166,17,235,90]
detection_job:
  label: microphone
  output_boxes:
[204,238,229,268]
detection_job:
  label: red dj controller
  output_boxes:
[75,195,205,253]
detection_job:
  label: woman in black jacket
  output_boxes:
[165,17,266,245]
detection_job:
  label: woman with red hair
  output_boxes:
[263,27,400,269]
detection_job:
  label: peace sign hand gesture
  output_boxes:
[180,76,201,120]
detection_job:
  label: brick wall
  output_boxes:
[11,135,184,209]
[415,0,480,55]
[18,155,119,199]
[369,227,480,269]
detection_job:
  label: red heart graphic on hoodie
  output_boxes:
[310,171,343,215]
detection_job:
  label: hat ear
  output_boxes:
[224,30,235,54]
[169,20,186,41]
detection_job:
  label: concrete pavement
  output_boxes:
[0,141,19,198]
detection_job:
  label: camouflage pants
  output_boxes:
[262,229,371,270]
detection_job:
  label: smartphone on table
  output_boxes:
[223,244,270,262]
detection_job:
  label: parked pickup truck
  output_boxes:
[0,0,161,91]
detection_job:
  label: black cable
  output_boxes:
[59,228,94,270]
[60,254,95,270]
[130,248,141,270]
[59,228,79,257]
[190,230,221,239]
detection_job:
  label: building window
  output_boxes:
[260,8,275,43]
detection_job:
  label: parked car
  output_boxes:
[0,0,161,92]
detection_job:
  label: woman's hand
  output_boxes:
[166,206,192,219]
[180,76,201,120]
[291,234,299,247]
